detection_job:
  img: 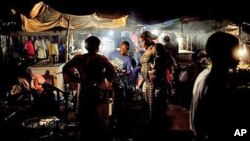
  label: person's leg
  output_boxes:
[151,87,168,141]
[147,82,154,120]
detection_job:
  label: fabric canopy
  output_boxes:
[20,1,128,32]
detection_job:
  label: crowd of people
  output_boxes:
[62,31,179,141]
[62,30,250,141]
[8,30,248,141]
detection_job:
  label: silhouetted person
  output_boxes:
[63,36,115,141]
[163,35,178,59]
[190,32,248,141]
[163,35,177,95]
[149,43,170,140]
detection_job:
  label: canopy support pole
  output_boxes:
[65,16,71,62]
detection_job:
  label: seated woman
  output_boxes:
[8,65,46,109]
[18,66,45,93]
[14,65,59,115]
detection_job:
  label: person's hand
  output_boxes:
[99,80,113,90]
[136,83,143,91]
[105,81,113,90]
[115,67,125,73]
[148,69,156,81]
[135,85,140,90]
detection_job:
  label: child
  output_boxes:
[127,59,140,100]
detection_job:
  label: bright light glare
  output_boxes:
[176,37,183,44]
[81,41,88,54]
[152,29,159,35]
[237,44,248,58]
[160,33,165,37]
[108,30,114,36]
[238,47,248,58]
[176,37,183,51]
[99,37,115,56]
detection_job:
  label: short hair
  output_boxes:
[163,35,170,43]
[85,36,101,53]
[205,31,239,62]
[121,41,130,50]
[154,43,166,56]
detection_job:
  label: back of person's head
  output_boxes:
[205,31,239,67]
[163,35,171,43]
[131,58,136,68]
[85,36,101,54]
[154,43,166,57]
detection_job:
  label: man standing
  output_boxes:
[107,41,132,139]
[108,41,132,75]
[163,35,178,59]
[190,32,248,141]
[63,36,115,141]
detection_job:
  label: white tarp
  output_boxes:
[20,2,128,32]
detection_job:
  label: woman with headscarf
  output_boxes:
[138,31,158,120]
[138,32,170,141]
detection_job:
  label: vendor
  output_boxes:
[18,65,45,93]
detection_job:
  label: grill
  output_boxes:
[21,116,61,139]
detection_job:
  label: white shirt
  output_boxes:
[35,39,47,59]
[190,68,210,135]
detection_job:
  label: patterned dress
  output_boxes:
[140,46,154,119]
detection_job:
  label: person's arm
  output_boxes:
[136,76,144,90]
[148,48,156,69]
[123,58,132,76]
[63,55,81,83]
[102,56,115,82]
[18,77,30,91]
[33,75,45,92]
[170,54,177,67]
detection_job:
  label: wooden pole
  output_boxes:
[65,16,71,62]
